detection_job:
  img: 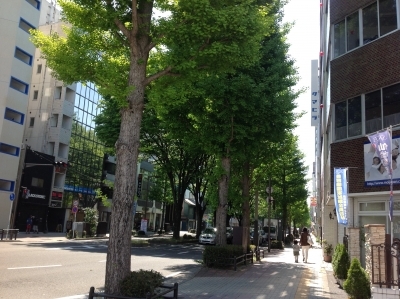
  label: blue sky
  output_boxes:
[283,0,320,195]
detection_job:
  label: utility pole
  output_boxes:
[254,189,259,260]
[266,177,272,253]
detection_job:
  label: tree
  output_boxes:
[31,0,269,294]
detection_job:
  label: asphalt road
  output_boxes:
[0,239,203,299]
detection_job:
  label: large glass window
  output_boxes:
[335,101,347,140]
[383,83,400,127]
[348,96,362,137]
[347,11,360,51]
[379,0,398,36]
[365,90,382,134]
[363,3,378,44]
[334,20,346,58]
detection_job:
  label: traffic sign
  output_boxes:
[72,206,78,213]
[73,200,79,207]
[9,193,15,201]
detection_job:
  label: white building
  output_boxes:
[0,0,41,229]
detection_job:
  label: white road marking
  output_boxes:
[177,251,189,254]
[165,272,181,278]
[99,260,107,263]
[8,265,62,270]
[55,295,88,299]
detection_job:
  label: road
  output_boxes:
[0,239,203,299]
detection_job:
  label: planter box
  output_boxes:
[324,255,332,263]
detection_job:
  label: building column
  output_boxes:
[364,224,385,285]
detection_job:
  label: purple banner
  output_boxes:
[367,130,392,175]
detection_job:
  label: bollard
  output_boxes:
[173,282,178,299]
[88,287,94,299]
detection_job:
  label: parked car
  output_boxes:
[199,227,217,245]
[250,230,266,245]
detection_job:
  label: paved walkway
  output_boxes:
[6,232,349,298]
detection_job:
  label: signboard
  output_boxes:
[364,135,399,186]
[50,201,62,208]
[137,174,143,197]
[310,59,319,126]
[72,206,78,213]
[333,168,348,226]
[9,193,14,201]
[73,200,79,207]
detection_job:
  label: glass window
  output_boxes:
[335,101,347,140]
[383,83,400,128]
[31,177,44,188]
[379,0,398,36]
[19,18,35,34]
[33,90,38,100]
[348,96,362,137]
[14,47,33,65]
[363,3,378,44]
[359,202,385,211]
[37,64,42,73]
[365,90,382,134]
[29,117,34,127]
[347,11,360,51]
[333,20,346,58]
[10,77,29,94]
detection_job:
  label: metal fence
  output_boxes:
[371,238,400,288]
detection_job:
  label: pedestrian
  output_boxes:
[26,216,33,234]
[300,227,310,263]
[307,229,314,248]
[32,216,39,234]
[293,240,300,263]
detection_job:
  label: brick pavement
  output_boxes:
[175,245,349,299]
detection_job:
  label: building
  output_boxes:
[12,1,106,232]
[318,0,400,267]
[0,0,41,229]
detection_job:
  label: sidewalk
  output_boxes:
[172,245,348,299]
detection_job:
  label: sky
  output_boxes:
[282,0,320,196]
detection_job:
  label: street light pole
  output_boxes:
[266,177,272,253]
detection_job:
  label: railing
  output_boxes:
[371,238,400,288]
[88,283,178,299]
[205,251,254,271]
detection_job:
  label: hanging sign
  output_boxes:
[333,168,348,226]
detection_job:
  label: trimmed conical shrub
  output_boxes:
[343,258,371,299]
[332,243,350,279]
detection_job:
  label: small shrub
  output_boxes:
[203,245,244,267]
[270,240,284,249]
[120,269,164,298]
[82,230,87,238]
[332,244,350,279]
[82,207,98,236]
[343,258,371,299]
[66,230,72,239]
[137,230,146,236]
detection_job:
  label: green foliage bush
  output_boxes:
[120,269,164,298]
[82,207,98,236]
[203,245,244,267]
[270,240,284,249]
[332,244,350,279]
[343,258,371,299]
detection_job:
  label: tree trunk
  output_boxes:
[105,59,146,294]
[216,156,230,245]
[241,161,251,253]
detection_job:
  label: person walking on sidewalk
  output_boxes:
[300,227,310,263]
[32,216,39,234]
[293,240,300,263]
[26,216,33,234]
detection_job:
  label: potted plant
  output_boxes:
[323,241,333,262]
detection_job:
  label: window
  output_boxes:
[383,83,400,127]
[26,0,40,9]
[333,1,398,58]
[0,143,20,156]
[29,117,35,127]
[0,179,15,192]
[51,114,59,127]
[348,96,362,137]
[14,47,33,65]
[365,90,382,134]
[33,90,38,100]
[10,77,29,94]
[347,11,360,51]
[363,3,378,44]
[380,0,398,36]
[335,96,362,140]
[4,108,24,124]
[19,18,35,34]
[37,64,42,73]
[31,177,44,188]
[334,20,346,58]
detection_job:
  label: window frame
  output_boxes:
[26,0,41,9]
[10,77,29,94]
[0,179,15,192]
[14,47,33,66]
[4,108,25,125]
[19,18,36,34]
[0,143,20,157]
